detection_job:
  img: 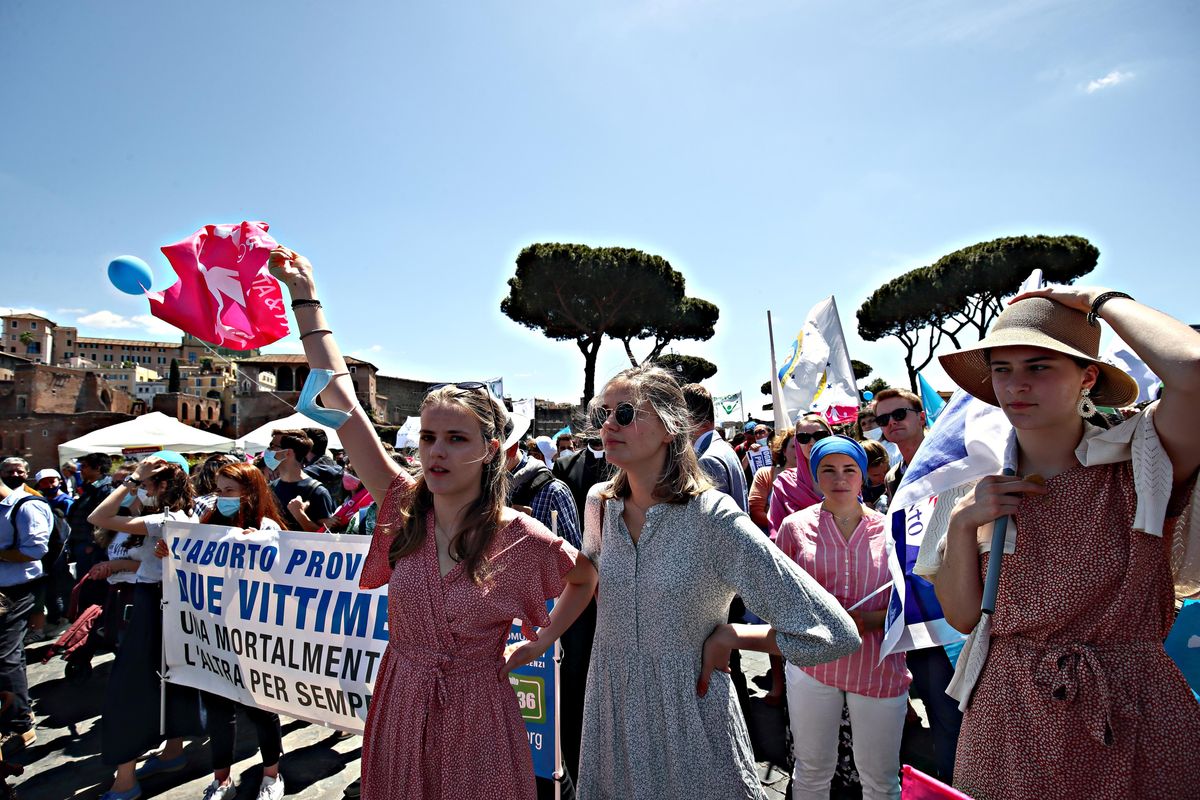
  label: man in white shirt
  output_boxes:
[0,457,53,752]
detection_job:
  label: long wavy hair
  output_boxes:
[202,462,285,528]
[191,454,239,497]
[385,386,510,585]
[590,364,712,504]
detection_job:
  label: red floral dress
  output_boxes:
[358,473,577,800]
[955,461,1200,800]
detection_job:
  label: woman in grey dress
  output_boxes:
[576,365,861,800]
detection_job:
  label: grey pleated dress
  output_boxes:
[576,485,861,800]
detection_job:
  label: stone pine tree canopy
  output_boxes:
[653,353,718,384]
[856,234,1099,391]
[500,242,718,404]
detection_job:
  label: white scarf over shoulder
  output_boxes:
[913,402,1200,710]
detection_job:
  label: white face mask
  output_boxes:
[864,427,883,441]
[137,487,159,507]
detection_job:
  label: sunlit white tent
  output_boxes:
[58,412,236,462]
[236,412,344,454]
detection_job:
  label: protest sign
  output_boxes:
[162,522,385,732]
[507,605,562,782]
[161,519,565,769]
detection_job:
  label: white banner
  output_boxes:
[713,392,743,424]
[162,521,385,733]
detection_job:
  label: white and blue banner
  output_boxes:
[162,522,384,731]
[163,520,561,765]
[880,268,1040,659]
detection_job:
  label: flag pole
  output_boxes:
[767,311,788,433]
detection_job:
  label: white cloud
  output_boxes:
[77,310,136,329]
[259,339,305,354]
[351,345,384,357]
[74,310,182,340]
[131,314,184,338]
[1086,70,1132,93]
[55,307,89,315]
[880,0,1075,47]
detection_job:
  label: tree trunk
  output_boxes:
[577,336,604,407]
[620,337,639,367]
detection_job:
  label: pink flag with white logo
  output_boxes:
[147,221,289,350]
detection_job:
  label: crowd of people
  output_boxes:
[0,247,1196,800]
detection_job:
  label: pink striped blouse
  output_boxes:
[776,505,910,698]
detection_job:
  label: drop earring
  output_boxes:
[1077,387,1097,418]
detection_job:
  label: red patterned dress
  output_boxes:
[358,473,578,800]
[955,461,1200,800]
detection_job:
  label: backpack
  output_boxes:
[8,495,69,574]
[510,460,556,508]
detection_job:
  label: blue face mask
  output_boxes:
[215,496,242,517]
[120,493,136,508]
[296,368,356,430]
[263,449,282,471]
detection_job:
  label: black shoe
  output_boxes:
[343,778,361,799]
[64,659,93,684]
[0,729,35,759]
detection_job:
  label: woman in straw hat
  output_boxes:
[920,286,1200,799]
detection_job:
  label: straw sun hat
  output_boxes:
[938,296,1140,408]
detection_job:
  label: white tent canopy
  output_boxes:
[237,412,344,454]
[58,412,237,462]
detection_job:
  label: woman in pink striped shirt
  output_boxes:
[776,435,910,800]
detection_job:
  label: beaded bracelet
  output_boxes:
[291,298,323,310]
[1087,291,1133,326]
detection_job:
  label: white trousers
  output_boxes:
[785,663,906,800]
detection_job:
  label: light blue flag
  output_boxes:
[554,425,572,439]
[917,372,947,425]
[1164,599,1200,701]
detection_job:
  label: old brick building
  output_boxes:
[0,361,138,465]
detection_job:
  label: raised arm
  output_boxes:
[87,458,166,536]
[1013,286,1200,483]
[267,247,403,503]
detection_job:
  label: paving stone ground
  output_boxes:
[11,640,937,799]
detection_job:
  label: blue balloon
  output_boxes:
[862,391,874,402]
[107,255,154,295]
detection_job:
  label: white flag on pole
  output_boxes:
[395,416,421,449]
[774,296,860,425]
[512,398,536,421]
[713,392,743,424]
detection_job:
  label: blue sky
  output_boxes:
[2,0,1196,409]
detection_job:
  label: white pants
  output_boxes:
[785,663,906,800]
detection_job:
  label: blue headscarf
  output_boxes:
[148,450,191,475]
[808,435,868,482]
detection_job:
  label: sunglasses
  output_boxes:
[428,381,488,394]
[875,408,922,426]
[591,402,637,428]
[794,430,831,445]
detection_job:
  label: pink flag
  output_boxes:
[902,765,974,799]
[147,221,289,350]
